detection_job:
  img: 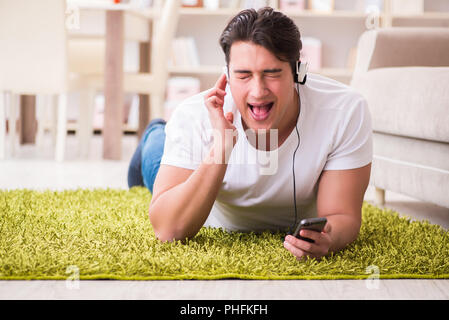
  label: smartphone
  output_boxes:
[292,217,328,243]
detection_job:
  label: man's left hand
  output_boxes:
[283,223,332,260]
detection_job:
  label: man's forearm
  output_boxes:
[149,146,229,242]
[324,213,361,253]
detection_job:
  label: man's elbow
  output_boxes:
[150,222,185,242]
[149,211,174,242]
[153,229,194,243]
[153,229,179,243]
[148,210,192,242]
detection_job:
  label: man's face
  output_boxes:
[228,41,298,134]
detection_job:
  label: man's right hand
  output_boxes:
[150,73,238,241]
[204,73,238,163]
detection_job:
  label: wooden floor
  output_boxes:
[1,133,448,300]
[1,279,448,300]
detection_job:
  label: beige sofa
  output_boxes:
[350,27,449,208]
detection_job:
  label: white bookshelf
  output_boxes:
[382,0,449,27]
[390,12,449,27]
[170,2,370,90]
[68,0,449,132]
[168,65,223,75]
[277,9,369,18]
[168,65,353,78]
[165,0,449,92]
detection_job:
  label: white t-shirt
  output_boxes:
[160,73,373,232]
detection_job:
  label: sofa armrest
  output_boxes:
[352,27,449,85]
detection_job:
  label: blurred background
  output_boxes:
[0,0,448,230]
[1,0,448,162]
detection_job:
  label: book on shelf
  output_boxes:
[203,0,220,9]
[308,0,334,12]
[164,77,201,120]
[170,37,200,68]
[300,37,322,72]
[92,94,104,131]
[126,94,140,131]
[227,0,240,8]
[182,0,204,7]
[356,0,383,13]
[240,0,269,9]
[90,93,139,131]
[279,0,306,11]
[391,0,424,14]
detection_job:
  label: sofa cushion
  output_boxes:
[352,66,449,143]
[373,132,449,171]
[371,155,449,208]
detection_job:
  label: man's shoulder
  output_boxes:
[175,89,208,112]
[304,73,366,111]
[169,89,210,122]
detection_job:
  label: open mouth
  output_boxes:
[247,102,274,121]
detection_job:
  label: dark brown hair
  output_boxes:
[219,7,302,79]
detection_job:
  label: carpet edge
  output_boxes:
[1,273,448,280]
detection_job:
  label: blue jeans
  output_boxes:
[127,118,166,193]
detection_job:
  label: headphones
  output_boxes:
[295,60,308,85]
[290,81,301,236]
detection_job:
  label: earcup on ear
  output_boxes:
[295,61,308,84]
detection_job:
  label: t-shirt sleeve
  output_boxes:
[324,97,373,170]
[160,103,209,171]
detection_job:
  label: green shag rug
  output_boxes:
[0,187,448,280]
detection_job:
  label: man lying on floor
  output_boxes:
[127,7,373,260]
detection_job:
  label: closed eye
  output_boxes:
[233,68,282,79]
[265,73,281,78]
[264,69,282,78]
[234,70,251,80]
